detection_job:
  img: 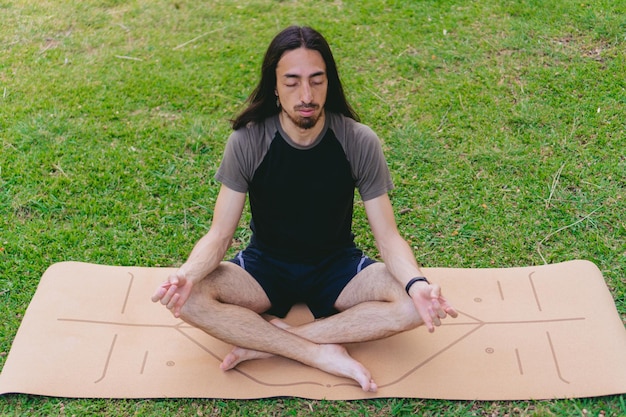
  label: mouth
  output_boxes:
[295,104,318,117]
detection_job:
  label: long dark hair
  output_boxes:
[231,26,359,130]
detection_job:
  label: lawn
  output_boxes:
[1,0,625,415]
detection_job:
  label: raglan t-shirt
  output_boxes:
[215,112,394,263]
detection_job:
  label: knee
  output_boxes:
[178,294,201,326]
[178,284,217,326]
[392,296,422,332]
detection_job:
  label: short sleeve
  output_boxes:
[335,117,394,201]
[214,130,253,193]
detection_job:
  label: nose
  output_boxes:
[300,83,312,103]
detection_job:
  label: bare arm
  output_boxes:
[178,184,247,283]
[151,184,246,316]
[364,193,457,331]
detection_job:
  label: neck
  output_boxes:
[279,110,326,147]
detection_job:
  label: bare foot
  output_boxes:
[314,343,377,392]
[220,346,273,370]
[220,318,290,370]
[273,318,376,391]
[220,318,377,392]
[222,343,376,392]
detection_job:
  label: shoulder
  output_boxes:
[217,116,280,189]
[227,115,280,149]
[327,112,379,144]
[325,112,393,200]
[327,112,383,161]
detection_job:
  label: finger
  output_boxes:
[168,273,181,286]
[160,284,178,306]
[430,286,448,318]
[439,295,459,318]
[425,294,446,320]
[445,305,459,318]
[151,286,167,303]
[151,280,174,302]
[166,293,180,311]
[431,288,458,319]
[430,307,442,327]
[429,297,446,318]
[425,319,435,333]
[429,283,442,299]
[418,306,435,332]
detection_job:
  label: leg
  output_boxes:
[179,262,377,391]
[286,262,423,344]
[224,263,423,367]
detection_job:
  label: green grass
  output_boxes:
[1,0,625,415]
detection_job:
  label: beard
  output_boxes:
[285,103,322,130]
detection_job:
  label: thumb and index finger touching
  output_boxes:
[428,283,459,317]
[414,282,459,333]
[151,270,190,317]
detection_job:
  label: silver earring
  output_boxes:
[276,97,280,108]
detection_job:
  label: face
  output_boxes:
[275,47,328,130]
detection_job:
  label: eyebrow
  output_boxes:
[283,70,326,79]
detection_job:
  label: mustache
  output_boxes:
[294,103,319,111]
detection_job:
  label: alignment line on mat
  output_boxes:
[94,333,118,384]
[121,272,134,314]
[528,272,542,312]
[140,350,149,375]
[547,331,570,384]
[515,348,524,375]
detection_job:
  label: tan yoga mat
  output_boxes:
[1,260,625,400]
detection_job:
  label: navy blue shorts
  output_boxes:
[229,246,376,319]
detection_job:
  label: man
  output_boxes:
[152,26,457,393]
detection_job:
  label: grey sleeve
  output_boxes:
[214,130,253,193]
[347,123,395,201]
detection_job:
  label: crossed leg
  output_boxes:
[221,262,422,368]
[179,262,420,392]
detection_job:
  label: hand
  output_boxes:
[151,269,194,318]
[409,282,458,333]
